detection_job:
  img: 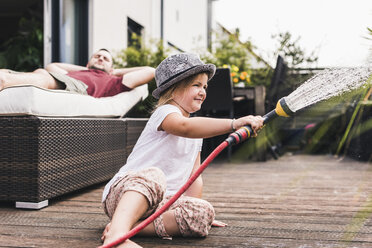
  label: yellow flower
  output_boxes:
[227,65,254,86]
[232,65,239,72]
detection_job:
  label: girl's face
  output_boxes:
[172,73,208,116]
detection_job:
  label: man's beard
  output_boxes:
[88,65,108,73]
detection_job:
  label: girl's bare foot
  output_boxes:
[120,240,142,248]
[212,219,228,227]
[102,222,142,248]
[103,238,142,248]
[101,222,111,242]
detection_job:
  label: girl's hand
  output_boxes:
[101,222,111,242]
[235,115,264,136]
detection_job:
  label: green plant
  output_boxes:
[270,31,320,96]
[114,35,168,68]
[0,17,43,71]
[200,29,272,87]
[272,31,318,68]
[201,29,252,72]
[113,36,170,117]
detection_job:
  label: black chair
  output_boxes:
[266,55,288,159]
[200,68,234,119]
[266,55,288,111]
[196,68,234,160]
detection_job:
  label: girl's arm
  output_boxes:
[184,152,203,198]
[160,113,264,139]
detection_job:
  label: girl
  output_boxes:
[101,53,264,247]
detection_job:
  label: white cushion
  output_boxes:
[0,85,148,117]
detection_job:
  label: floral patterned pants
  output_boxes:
[103,167,215,238]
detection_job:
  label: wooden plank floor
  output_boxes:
[1,154,372,248]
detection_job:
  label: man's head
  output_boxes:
[87,49,114,73]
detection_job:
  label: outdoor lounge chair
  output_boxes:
[0,85,149,209]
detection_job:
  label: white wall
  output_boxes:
[89,0,209,56]
[90,0,160,55]
[163,0,208,52]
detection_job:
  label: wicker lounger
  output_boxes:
[0,116,147,209]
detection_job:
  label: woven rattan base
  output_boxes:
[0,116,147,206]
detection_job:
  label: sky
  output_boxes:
[214,0,372,68]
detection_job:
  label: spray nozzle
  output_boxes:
[225,97,295,146]
[275,98,294,117]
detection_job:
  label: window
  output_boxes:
[51,0,88,65]
[127,17,143,48]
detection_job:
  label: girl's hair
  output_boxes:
[155,72,207,109]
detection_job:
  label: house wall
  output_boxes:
[90,0,159,55]
[163,0,208,52]
[89,0,209,56]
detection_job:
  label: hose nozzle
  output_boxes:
[226,97,295,145]
[275,98,294,117]
[263,97,294,124]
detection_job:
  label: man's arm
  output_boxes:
[112,66,153,77]
[45,63,87,74]
[120,66,155,89]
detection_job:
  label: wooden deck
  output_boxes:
[1,154,372,248]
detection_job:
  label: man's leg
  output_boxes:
[0,69,62,90]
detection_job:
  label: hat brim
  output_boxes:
[152,64,216,99]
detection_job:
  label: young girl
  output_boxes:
[101,53,264,247]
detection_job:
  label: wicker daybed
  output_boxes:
[0,85,149,209]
